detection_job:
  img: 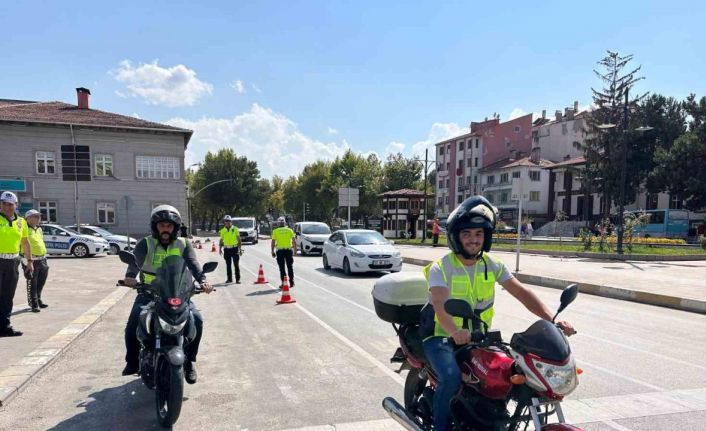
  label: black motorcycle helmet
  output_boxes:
[446,195,497,259]
[150,205,182,242]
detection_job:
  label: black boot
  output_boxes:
[184,361,197,384]
[0,327,23,337]
[122,362,139,376]
[38,299,48,309]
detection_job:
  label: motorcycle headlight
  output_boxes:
[158,317,187,335]
[349,249,366,258]
[532,357,578,396]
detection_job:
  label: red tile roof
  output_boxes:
[0,101,192,144]
[379,188,427,197]
[543,156,586,169]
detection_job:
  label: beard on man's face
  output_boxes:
[159,231,172,243]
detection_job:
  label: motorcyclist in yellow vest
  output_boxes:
[219,215,241,284]
[121,205,212,384]
[0,191,33,337]
[22,209,50,312]
[271,216,297,288]
[420,196,576,431]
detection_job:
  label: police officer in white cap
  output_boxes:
[0,191,33,337]
[22,209,50,312]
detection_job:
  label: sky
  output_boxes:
[1,1,704,178]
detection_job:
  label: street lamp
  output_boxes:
[412,148,437,242]
[186,177,234,237]
[597,88,653,254]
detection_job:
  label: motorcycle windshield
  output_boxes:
[510,320,570,362]
[151,255,193,301]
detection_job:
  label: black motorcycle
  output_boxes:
[118,251,217,428]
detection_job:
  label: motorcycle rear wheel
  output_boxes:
[404,367,427,410]
[155,357,184,428]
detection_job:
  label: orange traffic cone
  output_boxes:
[276,276,296,304]
[211,243,217,253]
[198,243,203,250]
[254,264,268,284]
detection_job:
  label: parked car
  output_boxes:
[322,229,402,275]
[41,224,110,257]
[294,221,331,255]
[496,225,518,234]
[232,217,259,244]
[67,224,138,254]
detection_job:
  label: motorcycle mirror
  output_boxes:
[202,261,218,273]
[553,284,579,322]
[118,250,137,267]
[444,299,473,319]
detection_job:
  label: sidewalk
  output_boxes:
[399,245,706,314]
[0,255,128,406]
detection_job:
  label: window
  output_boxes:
[466,158,472,167]
[514,125,521,133]
[447,145,450,153]
[439,146,444,155]
[466,175,471,185]
[475,139,479,149]
[473,175,478,184]
[529,171,541,181]
[458,141,464,151]
[513,171,521,178]
[36,151,56,174]
[38,201,57,223]
[438,197,443,205]
[646,194,659,210]
[136,156,180,179]
[95,154,113,177]
[458,160,463,170]
[445,179,449,189]
[500,173,509,183]
[458,177,464,186]
[669,194,683,209]
[487,175,495,184]
[500,192,508,203]
[438,180,444,189]
[399,200,408,210]
[474,158,478,167]
[530,191,540,201]
[445,196,449,204]
[388,200,397,210]
[458,195,463,204]
[97,202,116,224]
[446,162,450,171]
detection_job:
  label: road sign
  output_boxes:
[511,180,528,201]
[338,187,359,207]
[0,179,26,192]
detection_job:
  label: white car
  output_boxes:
[41,224,110,257]
[68,224,138,255]
[232,217,259,244]
[294,221,331,255]
[322,229,402,274]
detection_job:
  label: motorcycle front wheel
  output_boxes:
[155,356,184,428]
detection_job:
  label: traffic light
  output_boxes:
[305,202,310,212]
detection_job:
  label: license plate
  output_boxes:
[373,260,388,266]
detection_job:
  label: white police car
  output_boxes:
[67,224,138,255]
[41,224,110,257]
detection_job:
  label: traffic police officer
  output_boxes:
[271,216,297,288]
[22,209,49,312]
[0,191,33,337]
[219,215,242,284]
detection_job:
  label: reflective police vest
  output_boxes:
[0,214,27,255]
[423,252,497,338]
[141,237,186,285]
[219,226,240,247]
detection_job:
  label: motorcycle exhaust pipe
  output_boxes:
[382,397,423,431]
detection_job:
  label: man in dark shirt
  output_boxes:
[121,205,212,384]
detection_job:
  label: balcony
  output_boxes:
[457,184,470,192]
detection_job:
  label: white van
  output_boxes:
[232,217,259,244]
[294,222,332,255]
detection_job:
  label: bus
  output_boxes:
[628,209,689,239]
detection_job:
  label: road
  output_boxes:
[1,241,705,430]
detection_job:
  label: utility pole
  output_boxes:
[617,88,629,255]
[422,148,429,243]
[303,202,306,222]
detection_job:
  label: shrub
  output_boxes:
[579,228,594,251]
[700,235,706,251]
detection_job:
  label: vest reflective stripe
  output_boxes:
[141,237,186,285]
[219,227,240,246]
[0,215,27,254]
[424,252,497,338]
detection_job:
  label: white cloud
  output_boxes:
[230,80,246,94]
[508,108,528,120]
[328,127,338,135]
[385,141,406,156]
[410,122,466,158]
[252,84,262,93]
[132,113,141,119]
[112,60,213,107]
[166,104,350,178]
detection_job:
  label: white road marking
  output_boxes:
[576,359,666,391]
[278,418,403,430]
[603,420,634,431]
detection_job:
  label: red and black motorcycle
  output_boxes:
[373,273,583,431]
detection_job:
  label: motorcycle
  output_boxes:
[118,250,217,428]
[373,273,583,431]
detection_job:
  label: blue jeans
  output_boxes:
[423,336,461,431]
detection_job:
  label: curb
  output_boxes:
[401,257,706,315]
[0,286,130,406]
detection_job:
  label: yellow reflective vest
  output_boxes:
[141,237,186,285]
[423,252,497,338]
[0,214,28,254]
[219,226,240,247]
[272,227,295,250]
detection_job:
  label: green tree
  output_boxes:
[381,152,422,192]
[327,150,383,222]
